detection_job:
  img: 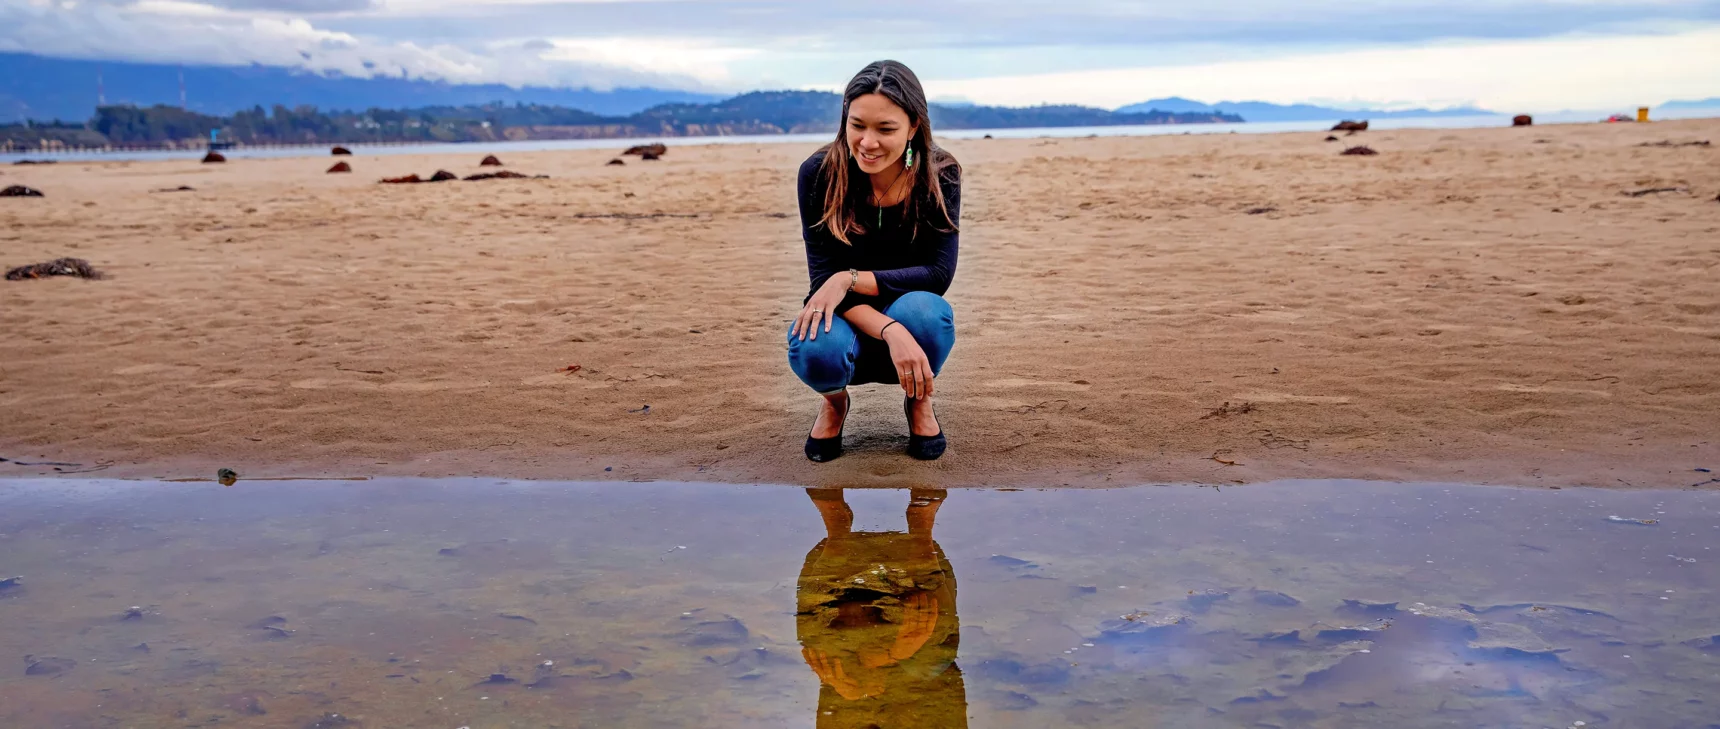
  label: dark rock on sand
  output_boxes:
[1341,145,1379,156]
[1331,120,1369,132]
[202,151,226,163]
[12,159,55,165]
[1,185,44,197]
[1513,114,1533,127]
[624,143,667,157]
[302,712,356,728]
[640,151,662,161]
[152,185,195,193]
[1324,135,1340,142]
[331,146,352,155]
[465,170,547,181]
[24,655,76,676]
[429,170,459,182]
[7,257,103,280]
[327,161,352,174]
[607,158,626,166]
[380,174,422,184]
[480,155,504,167]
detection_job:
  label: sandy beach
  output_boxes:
[1,119,1716,488]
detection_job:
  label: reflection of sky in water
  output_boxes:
[0,478,1715,728]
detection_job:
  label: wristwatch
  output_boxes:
[849,268,859,291]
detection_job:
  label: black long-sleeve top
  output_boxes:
[798,149,962,316]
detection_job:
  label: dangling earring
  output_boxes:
[904,143,914,169]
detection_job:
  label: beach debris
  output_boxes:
[480,155,504,166]
[250,615,295,638]
[24,655,76,676]
[465,170,547,181]
[1244,206,1276,215]
[326,161,351,174]
[1605,515,1658,526]
[0,576,20,595]
[479,672,518,685]
[1202,401,1257,418]
[6,257,103,280]
[1340,145,1378,156]
[628,404,651,414]
[331,146,352,155]
[217,468,238,486]
[11,159,55,165]
[1,184,44,197]
[497,612,537,624]
[560,364,582,374]
[380,174,422,184]
[624,143,667,157]
[429,169,459,182]
[202,151,226,163]
[1324,135,1339,142]
[1512,114,1533,127]
[1604,114,1636,123]
[1637,140,1710,148]
[641,151,662,161]
[1331,120,1369,132]
[304,713,353,728]
[152,185,195,193]
[607,158,626,166]
[1621,186,1688,197]
[983,134,993,139]
[1210,451,1240,466]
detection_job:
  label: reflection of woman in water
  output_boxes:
[797,488,967,728]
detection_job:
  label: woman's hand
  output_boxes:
[791,276,851,341]
[884,324,934,399]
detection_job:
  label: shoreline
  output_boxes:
[11,111,1714,164]
[3,119,1716,490]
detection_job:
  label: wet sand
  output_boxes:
[1,119,1717,487]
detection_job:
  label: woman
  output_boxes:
[788,60,962,463]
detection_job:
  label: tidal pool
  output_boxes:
[0,478,1715,728]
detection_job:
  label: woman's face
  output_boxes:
[847,92,915,176]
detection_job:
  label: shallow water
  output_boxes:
[0,478,1715,728]
[7,109,1716,163]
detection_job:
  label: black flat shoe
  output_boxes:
[904,397,946,461]
[805,392,850,463]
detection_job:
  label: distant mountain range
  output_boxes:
[1116,97,1491,121]
[1,90,1242,150]
[1659,98,1720,110]
[0,53,724,123]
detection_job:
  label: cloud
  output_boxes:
[921,27,1720,112]
[0,0,717,90]
[2,0,1717,107]
[206,0,379,13]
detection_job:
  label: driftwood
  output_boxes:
[6,257,103,280]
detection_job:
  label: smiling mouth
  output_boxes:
[857,150,884,163]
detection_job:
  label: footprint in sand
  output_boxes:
[1232,392,1352,404]
[113,364,198,376]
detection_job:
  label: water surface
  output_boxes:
[0,478,1715,728]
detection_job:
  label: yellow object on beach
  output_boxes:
[1637,107,1650,122]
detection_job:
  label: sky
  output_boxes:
[2,0,1717,111]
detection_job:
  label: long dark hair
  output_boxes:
[817,60,960,245]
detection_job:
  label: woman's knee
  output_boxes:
[885,292,954,335]
[786,319,857,392]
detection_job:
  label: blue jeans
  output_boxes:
[787,291,956,394]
